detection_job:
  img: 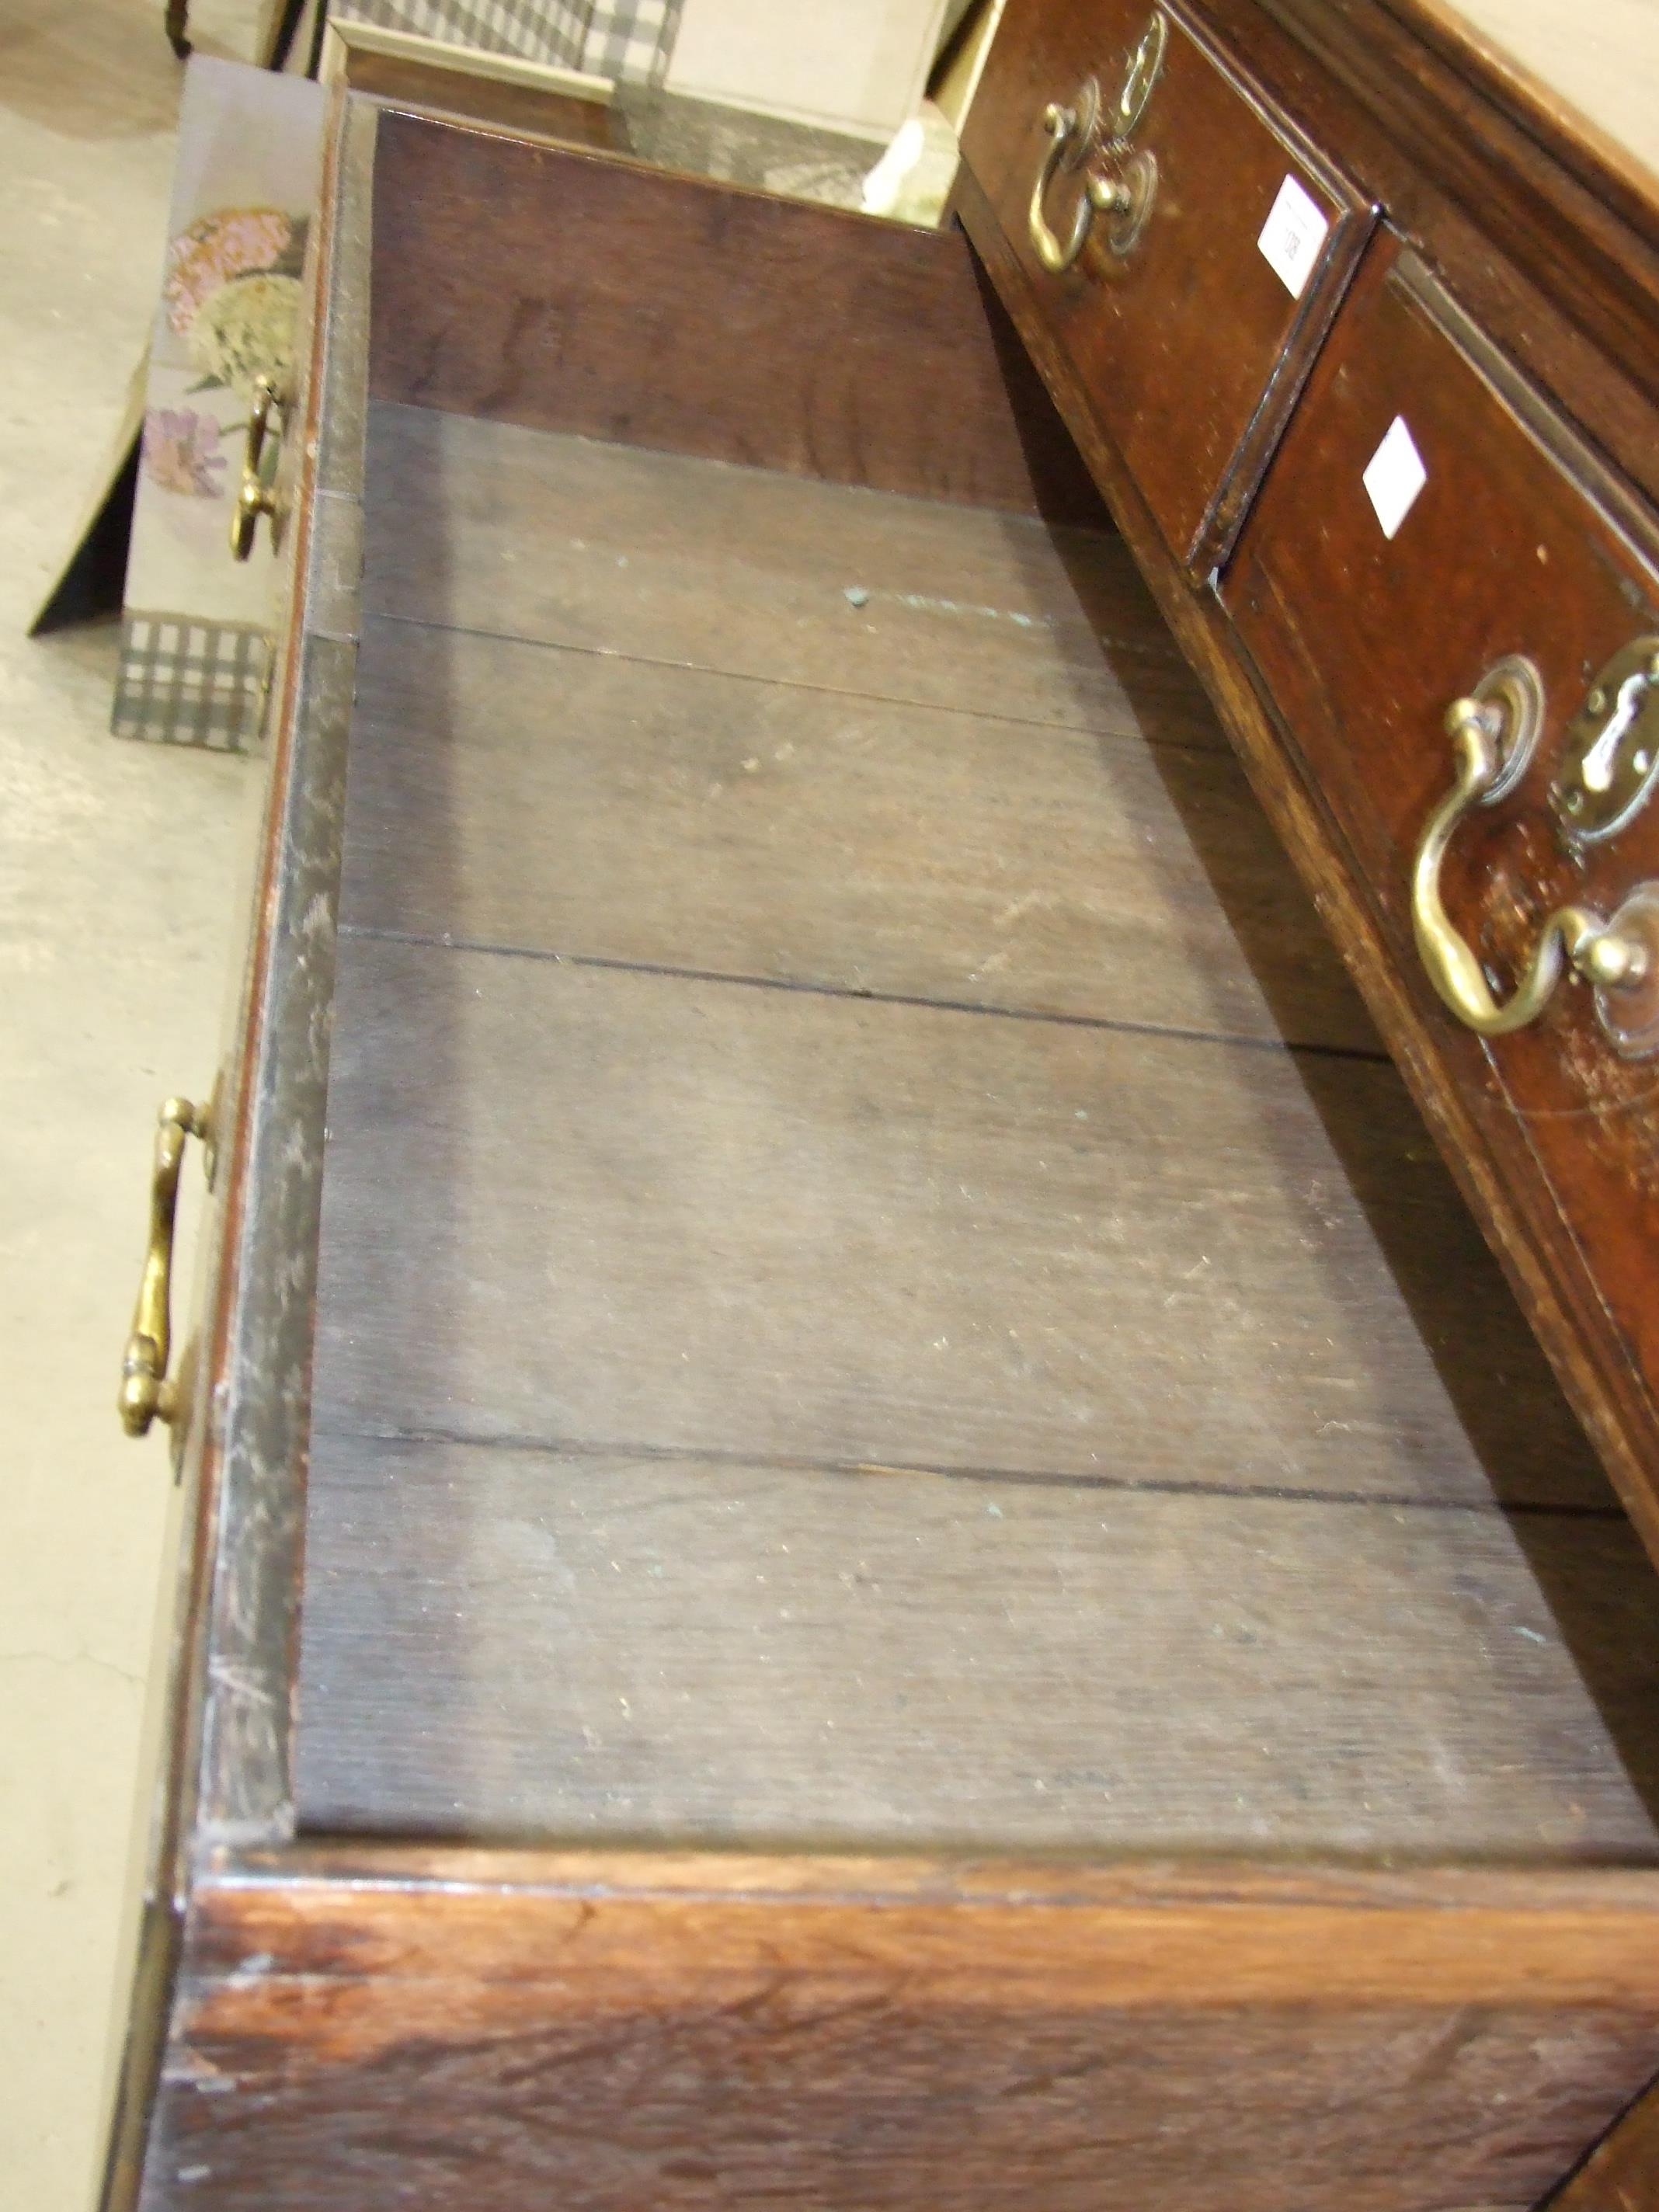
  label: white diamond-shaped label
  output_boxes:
[1256,174,1329,299]
[1362,416,1428,541]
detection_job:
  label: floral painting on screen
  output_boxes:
[142,206,308,498]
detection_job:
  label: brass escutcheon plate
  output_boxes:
[1552,635,1659,849]
[1114,11,1169,140]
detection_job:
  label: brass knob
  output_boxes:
[1410,660,1648,1038]
[118,1097,210,1438]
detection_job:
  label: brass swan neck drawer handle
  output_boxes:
[119,1096,211,1438]
[1028,107,1156,273]
[1028,16,1166,274]
[230,375,284,562]
[1411,660,1652,1042]
[1028,97,1104,274]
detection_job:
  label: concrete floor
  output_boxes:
[1,4,263,2207]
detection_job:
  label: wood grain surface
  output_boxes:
[134,1869,1659,2212]
[296,1432,1659,1852]
[302,400,1650,1858]
[183,1853,1659,2007]
[308,934,1605,1508]
[361,402,1213,744]
[213,1845,1659,1918]
[299,922,1641,1842]
[340,607,1378,1048]
[343,54,621,149]
[367,108,1108,519]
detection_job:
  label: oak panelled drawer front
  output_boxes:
[959,0,1374,575]
[1225,235,1659,1547]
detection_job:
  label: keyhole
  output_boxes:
[1581,670,1651,793]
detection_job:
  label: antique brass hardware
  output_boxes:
[118,1096,210,1438]
[1410,657,1654,1042]
[1550,636,1659,848]
[1113,10,1168,138]
[1028,16,1165,273]
[230,375,283,561]
[1028,78,1108,273]
[245,372,277,471]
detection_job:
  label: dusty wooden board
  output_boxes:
[341,614,1379,1050]
[295,1432,1659,1854]
[360,403,1221,747]
[366,108,1111,520]
[309,934,1606,1510]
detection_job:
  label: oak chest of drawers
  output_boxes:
[106,7,1659,2207]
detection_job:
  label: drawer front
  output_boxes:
[1224,237,1659,1506]
[960,0,1372,572]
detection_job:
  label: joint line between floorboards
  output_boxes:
[307,1419,1621,1519]
[357,605,1225,757]
[336,923,1390,1063]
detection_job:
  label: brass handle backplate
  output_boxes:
[1028,15,1165,275]
[119,1097,210,1438]
[1410,655,1659,1052]
[230,376,283,562]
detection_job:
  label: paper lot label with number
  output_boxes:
[1362,416,1428,541]
[1256,174,1329,299]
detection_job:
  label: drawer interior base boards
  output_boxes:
[299,399,1659,1867]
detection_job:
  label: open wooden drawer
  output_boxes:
[105,98,1659,2212]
